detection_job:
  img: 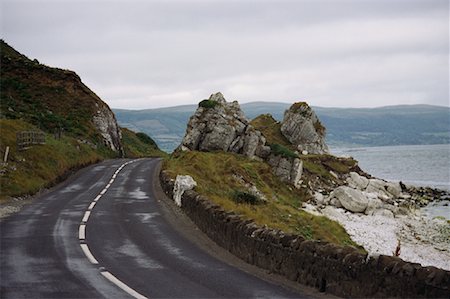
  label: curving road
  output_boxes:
[1,158,309,298]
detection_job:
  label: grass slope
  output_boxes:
[164,151,358,247]
[121,128,167,158]
[0,119,102,200]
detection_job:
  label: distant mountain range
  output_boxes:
[114,103,450,152]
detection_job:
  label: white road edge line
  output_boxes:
[79,224,86,240]
[80,244,99,264]
[101,271,148,299]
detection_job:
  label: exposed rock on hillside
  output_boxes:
[267,154,303,188]
[180,92,270,160]
[0,40,123,154]
[280,102,329,154]
[93,103,122,152]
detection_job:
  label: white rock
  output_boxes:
[347,172,369,190]
[366,179,392,199]
[386,182,402,198]
[365,197,383,215]
[330,197,343,208]
[331,186,369,213]
[301,150,308,155]
[302,203,322,216]
[173,175,197,207]
[314,192,325,204]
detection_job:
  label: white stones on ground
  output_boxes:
[173,175,197,207]
[373,209,395,218]
[330,186,369,213]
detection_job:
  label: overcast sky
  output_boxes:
[1,0,449,109]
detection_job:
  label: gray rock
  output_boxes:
[347,172,369,190]
[365,197,383,215]
[331,186,369,213]
[366,179,392,200]
[386,182,402,198]
[92,103,122,153]
[180,92,266,160]
[268,154,303,188]
[280,102,329,154]
[330,197,343,208]
[173,175,197,207]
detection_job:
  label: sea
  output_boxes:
[331,144,450,219]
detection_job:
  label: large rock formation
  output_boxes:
[93,102,122,152]
[280,102,329,154]
[180,92,270,160]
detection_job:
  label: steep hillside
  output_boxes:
[115,103,450,151]
[0,40,162,200]
[0,40,122,152]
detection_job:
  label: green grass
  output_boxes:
[250,114,293,150]
[0,119,107,201]
[163,150,359,246]
[198,99,219,109]
[269,143,298,159]
[121,128,167,158]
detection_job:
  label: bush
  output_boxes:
[198,99,218,109]
[269,143,298,159]
[232,190,259,205]
[136,132,158,148]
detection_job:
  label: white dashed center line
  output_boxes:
[78,160,148,299]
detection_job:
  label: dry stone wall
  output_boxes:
[160,170,450,298]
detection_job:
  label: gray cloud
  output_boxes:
[1,0,448,109]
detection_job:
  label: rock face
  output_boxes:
[93,102,122,153]
[180,92,270,159]
[267,155,303,188]
[173,175,197,207]
[280,102,329,154]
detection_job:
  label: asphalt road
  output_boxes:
[1,158,309,298]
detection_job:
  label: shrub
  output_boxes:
[269,143,298,159]
[232,190,259,205]
[136,132,158,148]
[198,99,218,109]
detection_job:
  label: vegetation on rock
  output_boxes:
[198,99,219,109]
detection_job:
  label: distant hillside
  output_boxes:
[114,102,450,152]
[0,40,162,200]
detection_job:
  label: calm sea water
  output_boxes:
[332,144,450,219]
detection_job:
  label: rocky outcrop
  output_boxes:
[280,102,329,154]
[180,92,270,160]
[267,154,303,188]
[93,102,122,153]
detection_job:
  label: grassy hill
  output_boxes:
[114,103,450,152]
[164,151,358,247]
[0,40,163,201]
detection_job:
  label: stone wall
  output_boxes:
[160,171,450,298]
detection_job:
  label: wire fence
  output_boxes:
[16,131,46,151]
